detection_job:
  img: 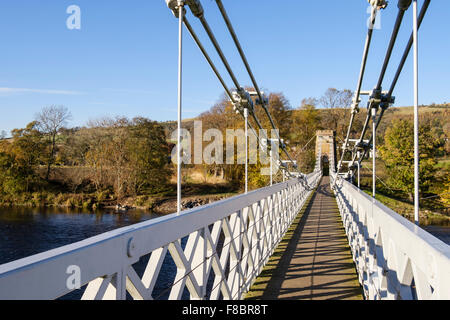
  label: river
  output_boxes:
[0,207,163,266]
[0,206,448,300]
[0,206,195,299]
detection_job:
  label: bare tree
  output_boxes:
[320,88,353,137]
[301,97,319,107]
[35,105,72,180]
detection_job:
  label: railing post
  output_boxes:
[413,0,420,226]
[371,107,377,199]
[270,149,273,186]
[244,107,249,194]
[176,0,185,215]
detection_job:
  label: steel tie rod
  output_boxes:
[184,16,290,177]
[214,0,298,170]
[186,6,268,140]
[183,17,235,104]
[198,15,241,91]
[181,13,266,163]
[358,0,430,168]
[341,2,411,176]
[388,0,431,97]
[184,21,292,178]
[175,0,304,179]
[337,4,380,174]
[184,17,262,147]
[349,2,412,171]
[376,0,413,90]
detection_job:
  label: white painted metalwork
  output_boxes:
[371,106,377,198]
[331,174,450,300]
[176,0,185,215]
[413,0,420,226]
[244,107,248,194]
[0,172,321,300]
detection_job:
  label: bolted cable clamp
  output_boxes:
[367,0,389,10]
[231,88,255,115]
[186,0,204,18]
[380,94,395,111]
[398,0,413,11]
[368,88,382,108]
[368,0,388,10]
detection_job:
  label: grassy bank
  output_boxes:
[0,182,240,214]
[361,189,450,226]
[356,157,449,226]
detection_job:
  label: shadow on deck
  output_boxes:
[245,176,363,300]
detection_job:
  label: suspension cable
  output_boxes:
[175,0,305,179]
[183,17,235,104]
[342,1,417,177]
[356,0,431,169]
[183,16,261,143]
[376,8,408,90]
[388,0,431,97]
[337,4,380,175]
[214,0,299,171]
[335,0,433,184]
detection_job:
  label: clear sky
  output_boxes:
[0,0,449,135]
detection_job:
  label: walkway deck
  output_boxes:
[246,176,363,300]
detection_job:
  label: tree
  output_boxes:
[35,105,72,180]
[0,151,26,195]
[441,176,450,208]
[290,99,321,173]
[85,116,172,199]
[128,117,172,194]
[198,95,243,186]
[85,117,131,199]
[379,119,441,201]
[320,88,353,138]
[0,122,45,194]
[267,92,292,139]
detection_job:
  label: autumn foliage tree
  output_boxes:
[0,122,45,194]
[289,99,321,173]
[84,117,172,199]
[379,119,441,201]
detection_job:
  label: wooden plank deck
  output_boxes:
[246,176,363,300]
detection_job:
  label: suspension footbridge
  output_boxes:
[0,0,448,300]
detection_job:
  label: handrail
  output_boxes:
[0,172,321,300]
[331,175,450,300]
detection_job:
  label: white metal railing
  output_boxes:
[331,174,450,300]
[0,172,321,300]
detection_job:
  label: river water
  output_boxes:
[0,206,195,299]
[2,207,448,266]
[0,206,448,300]
[0,207,161,265]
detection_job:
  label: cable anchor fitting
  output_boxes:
[368,0,388,10]
[166,0,186,18]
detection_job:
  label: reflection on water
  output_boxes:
[0,207,205,300]
[0,206,161,265]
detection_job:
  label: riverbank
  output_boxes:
[141,193,236,214]
[361,189,450,226]
[0,187,238,215]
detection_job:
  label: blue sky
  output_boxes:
[0,0,449,135]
